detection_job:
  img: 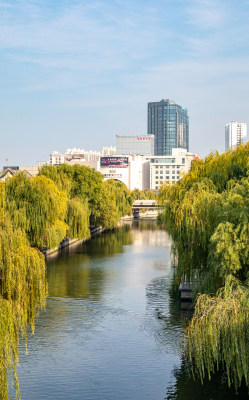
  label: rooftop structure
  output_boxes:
[49,148,101,168]
[102,146,116,156]
[116,135,154,156]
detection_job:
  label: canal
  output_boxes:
[12,220,248,399]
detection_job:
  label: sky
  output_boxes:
[1,0,249,166]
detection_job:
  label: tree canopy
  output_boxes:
[0,182,47,399]
[159,143,249,391]
[39,165,134,230]
[1,164,136,399]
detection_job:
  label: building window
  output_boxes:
[151,158,176,163]
[182,158,185,164]
[172,176,175,179]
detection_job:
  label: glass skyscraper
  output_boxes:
[147,99,189,156]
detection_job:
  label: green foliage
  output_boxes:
[41,219,68,249]
[40,165,132,230]
[5,173,68,248]
[66,197,90,240]
[159,144,249,390]
[0,183,47,400]
[40,163,103,202]
[179,144,249,193]
[97,188,119,229]
[188,276,249,391]
[208,222,242,278]
[0,300,21,399]
[0,165,137,399]
[131,188,158,200]
[105,180,133,218]
[38,164,72,195]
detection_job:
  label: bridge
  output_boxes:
[132,200,160,219]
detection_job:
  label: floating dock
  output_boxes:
[179,277,193,310]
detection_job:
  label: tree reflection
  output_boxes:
[166,358,248,400]
[46,224,133,299]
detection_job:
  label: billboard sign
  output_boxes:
[100,157,129,168]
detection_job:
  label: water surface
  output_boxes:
[13,221,247,399]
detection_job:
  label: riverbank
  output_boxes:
[43,211,158,257]
[42,226,105,256]
[13,220,180,400]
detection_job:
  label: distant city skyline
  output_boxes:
[1,0,249,166]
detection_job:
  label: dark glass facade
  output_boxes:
[147,99,189,156]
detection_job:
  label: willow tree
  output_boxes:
[0,182,47,400]
[66,197,90,240]
[159,144,249,391]
[104,180,133,218]
[188,276,249,391]
[38,164,72,195]
[5,173,68,249]
[40,164,123,230]
[131,188,158,200]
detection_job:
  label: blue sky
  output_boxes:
[1,0,249,165]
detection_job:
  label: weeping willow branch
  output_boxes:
[159,144,249,391]
[0,183,47,400]
[188,276,249,390]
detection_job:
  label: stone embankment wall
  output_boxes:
[42,226,104,256]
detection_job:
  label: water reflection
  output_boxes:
[10,220,246,400]
[46,224,133,300]
[144,276,183,355]
[165,360,248,400]
[13,220,180,400]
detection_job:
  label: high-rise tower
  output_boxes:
[225,121,247,151]
[147,99,189,156]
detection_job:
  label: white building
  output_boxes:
[150,148,198,190]
[98,155,150,190]
[49,151,65,165]
[65,148,101,162]
[102,146,116,156]
[225,121,247,151]
[49,148,101,169]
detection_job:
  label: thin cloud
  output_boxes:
[186,0,226,29]
[0,2,165,55]
[0,0,249,164]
